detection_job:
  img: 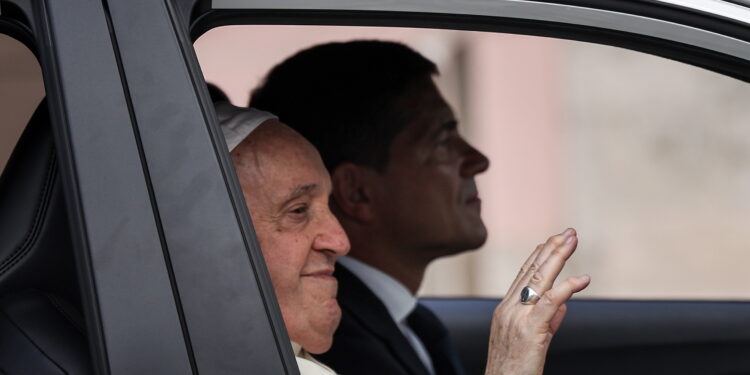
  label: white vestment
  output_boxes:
[292,342,337,375]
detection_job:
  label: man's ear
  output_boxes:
[331,163,375,223]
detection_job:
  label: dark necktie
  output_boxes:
[406,303,466,375]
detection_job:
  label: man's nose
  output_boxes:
[460,140,490,178]
[312,210,351,256]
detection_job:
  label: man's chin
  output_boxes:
[452,228,488,253]
[308,300,341,354]
[470,225,488,248]
[304,322,339,355]
[304,339,333,355]
[462,216,488,247]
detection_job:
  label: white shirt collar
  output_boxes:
[291,341,337,375]
[336,256,417,323]
[291,341,304,357]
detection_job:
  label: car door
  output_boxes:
[186,1,750,374]
[1,0,298,374]
[3,0,750,374]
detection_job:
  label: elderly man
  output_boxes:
[249,40,564,375]
[216,101,590,375]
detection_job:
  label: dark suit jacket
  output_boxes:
[314,265,464,375]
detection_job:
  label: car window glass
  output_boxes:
[0,33,44,173]
[194,25,750,300]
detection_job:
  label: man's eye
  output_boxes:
[289,205,309,215]
[435,134,453,150]
[436,129,456,146]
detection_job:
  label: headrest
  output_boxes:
[0,99,79,304]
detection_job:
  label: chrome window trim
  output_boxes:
[213,0,750,61]
[653,0,750,26]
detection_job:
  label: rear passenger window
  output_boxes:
[195,25,750,301]
[0,33,44,173]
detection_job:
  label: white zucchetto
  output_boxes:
[215,101,278,151]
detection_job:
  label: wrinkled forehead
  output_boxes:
[232,122,330,203]
[241,121,322,167]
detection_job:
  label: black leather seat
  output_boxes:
[0,100,92,374]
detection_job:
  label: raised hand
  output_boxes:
[484,228,590,375]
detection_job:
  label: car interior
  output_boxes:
[2,0,750,374]
[3,99,750,375]
[0,99,91,373]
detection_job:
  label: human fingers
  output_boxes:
[529,275,590,327]
[524,235,578,297]
[507,243,544,294]
[509,229,575,298]
[532,229,576,276]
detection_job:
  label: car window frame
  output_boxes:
[4,0,750,373]
[191,0,750,82]
[16,1,199,374]
[5,0,298,374]
[185,0,750,371]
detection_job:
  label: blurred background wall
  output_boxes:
[4,26,748,301]
[195,25,750,300]
[0,34,44,172]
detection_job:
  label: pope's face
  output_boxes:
[232,121,350,354]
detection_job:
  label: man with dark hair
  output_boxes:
[250,41,587,375]
[251,41,443,173]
